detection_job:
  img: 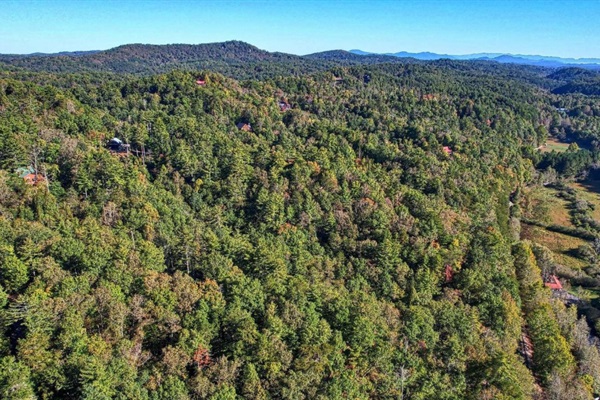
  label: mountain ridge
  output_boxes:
[350,49,600,69]
[0,41,328,78]
[2,41,600,79]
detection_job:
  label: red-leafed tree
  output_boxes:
[193,345,212,368]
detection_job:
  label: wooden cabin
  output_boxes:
[23,173,46,186]
[196,79,206,86]
[16,166,45,186]
[236,122,252,132]
[443,146,453,155]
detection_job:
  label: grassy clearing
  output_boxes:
[569,180,600,222]
[521,223,588,269]
[521,185,588,269]
[524,186,574,228]
[547,194,574,228]
[539,137,571,153]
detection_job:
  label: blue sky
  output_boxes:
[1,0,599,58]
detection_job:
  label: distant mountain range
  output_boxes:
[349,49,600,69]
[1,41,600,83]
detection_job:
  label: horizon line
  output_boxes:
[1,40,599,63]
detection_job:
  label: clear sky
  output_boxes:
[1,0,599,58]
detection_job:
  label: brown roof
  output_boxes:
[23,173,45,185]
[236,122,252,132]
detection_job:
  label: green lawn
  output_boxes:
[521,185,587,269]
[569,180,600,222]
[540,137,571,153]
[521,223,588,269]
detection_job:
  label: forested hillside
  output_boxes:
[0,40,585,85]
[549,68,600,95]
[1,50,600,399]
[0,41,340,78]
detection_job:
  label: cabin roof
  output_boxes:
[23,173,45,185]
[16,166,35,178]
[544,275,563,290]
[236,122,251,131]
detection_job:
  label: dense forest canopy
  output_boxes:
[1,42,600,399]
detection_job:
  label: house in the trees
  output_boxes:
[196,79,206,86]
[278,101,291,112]
[107,137,130,154]
[544,275,563,290]
[443,146,453,155]
[236,122,252,132]
[16,166,34,178]
[16,166,45,186]
[23,173,46,185]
